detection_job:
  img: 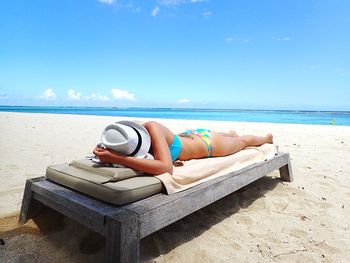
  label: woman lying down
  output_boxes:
[93,121,273,175]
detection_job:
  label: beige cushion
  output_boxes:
[46,159,163,205]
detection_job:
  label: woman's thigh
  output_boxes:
[211,132,245,157]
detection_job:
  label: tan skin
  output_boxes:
[93,121,273,176]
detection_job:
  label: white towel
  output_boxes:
[156,144,278,194]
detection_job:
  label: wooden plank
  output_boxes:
[121,153,291,238]
[136,163,273,237]
[279,154,293,182]
[105,210,140,263]
[125,153,289,215]
[31,180,121,235]
[18,177,46,224]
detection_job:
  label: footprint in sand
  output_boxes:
[317,181,331,187]
[229,241,242,250]
[318,201,333,209]
[289,228,308,239]
[4,164,19,170]
[250,198,267,210]
[302,197,333,210]
[234,214,253,227]
[314,181,337,194]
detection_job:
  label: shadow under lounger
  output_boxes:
[19,152,293,263]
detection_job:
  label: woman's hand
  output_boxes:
[93,146,120,164]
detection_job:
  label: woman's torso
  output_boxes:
[177,130,212,160]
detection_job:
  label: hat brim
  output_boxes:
[116,120,151,158]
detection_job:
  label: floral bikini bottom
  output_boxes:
[169,128,213,161]
[179,128,213,157]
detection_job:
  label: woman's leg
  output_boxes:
[211,132,273,157]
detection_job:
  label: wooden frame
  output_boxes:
[19,152,293,263]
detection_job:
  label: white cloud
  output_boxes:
[98,0,114,4]
[178,98,190,103]
[111,88,136,101]
[158,0,183,6]
[327,64,344,72]
[38,88,56,100]
[202,10,212,18]
[305,64,350,75]
[84,93,110,101]
[122,2,141,13]
[307,65,321,70]
[158,0,205,6]
[278,37,291,41]
[152,6,160,16]
[225,37,251,43]
[68,89,82,100]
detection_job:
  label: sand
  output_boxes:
[0,112,349,262]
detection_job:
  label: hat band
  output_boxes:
[129,127,142,157]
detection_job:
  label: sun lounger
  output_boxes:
[19,151,293,263]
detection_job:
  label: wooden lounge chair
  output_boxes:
[19,152,293,263]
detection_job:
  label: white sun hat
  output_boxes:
[100,120,151,158]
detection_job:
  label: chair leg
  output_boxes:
[18,177,45,224]
[105,211,140,263]
[279,156,293,182]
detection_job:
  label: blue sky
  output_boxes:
[0,0,349,110]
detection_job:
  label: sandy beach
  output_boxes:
[0,112,349,262]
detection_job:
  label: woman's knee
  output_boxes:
[239,137,250,148]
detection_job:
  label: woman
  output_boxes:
[93,121,273,175]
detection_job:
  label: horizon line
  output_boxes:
[0,105,349,113]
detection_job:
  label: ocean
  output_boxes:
[1,106,350,126]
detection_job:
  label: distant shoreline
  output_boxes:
[1,105,349,112]
[1,105,349,126]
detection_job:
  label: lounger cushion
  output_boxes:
[46,159,163,205]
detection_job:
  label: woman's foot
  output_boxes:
[229,130,239,137]
[265,133,273,144]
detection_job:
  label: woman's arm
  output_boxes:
[93,121,174,175]
[93,147,173,175]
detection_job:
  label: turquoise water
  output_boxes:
[1,106,350,126]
